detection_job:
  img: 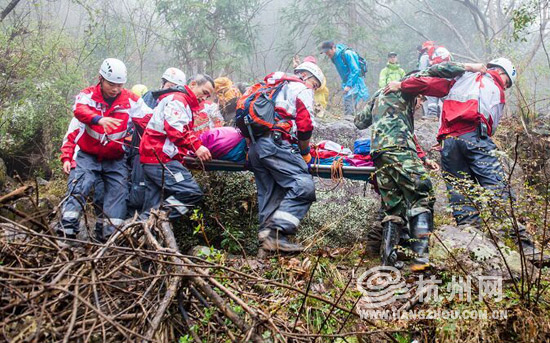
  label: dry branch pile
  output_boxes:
[1,209,264,342]
[0,203,389,343]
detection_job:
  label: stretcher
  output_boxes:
[183,157,375,182]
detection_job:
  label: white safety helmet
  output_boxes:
[487,57,517,87]
[162,67,187,87]
[99,58,127,84]
[294,61,325,86]
[432,47,451,61]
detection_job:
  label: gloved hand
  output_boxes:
[300,146,312,167]
[302,153,312,165]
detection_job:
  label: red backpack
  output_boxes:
[235,73,303,140]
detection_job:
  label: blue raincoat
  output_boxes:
[331,44,369,103]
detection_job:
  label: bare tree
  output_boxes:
[0,0,22,21]
[120,0,162,82]
[377,0,549,66]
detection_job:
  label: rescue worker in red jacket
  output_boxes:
[139,74,215,219]
[60,118,105,239]
[127,67,188,214]
[386,58,540,259]
[247,62,324,253]
[59,58,153,242]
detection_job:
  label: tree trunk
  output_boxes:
[0,0,23,21]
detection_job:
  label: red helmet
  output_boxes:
[422,41,435,50]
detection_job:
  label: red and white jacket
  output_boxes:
[401,70,506,141]
[72,84,153,160]
[60,117,82,169]
[428,46,452,65]
[265,72,315,141]
[194,100,224,134]
[139,86,203,164]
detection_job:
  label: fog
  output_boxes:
[1,0,549,112]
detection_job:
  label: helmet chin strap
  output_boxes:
[497,71,511,88]
[488,67,511,88]
[295,71,320,89]
[300,74,312,85]
[301,73,313,82]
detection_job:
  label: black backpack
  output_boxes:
[235,81,288,140]
[144,85,188,109]
[341,47,368,77]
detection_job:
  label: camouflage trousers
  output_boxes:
[373,150,435,222]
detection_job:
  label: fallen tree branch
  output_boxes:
[0,185,33,204]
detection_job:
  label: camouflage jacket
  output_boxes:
[354,62,466,156]
[424,61,467,79]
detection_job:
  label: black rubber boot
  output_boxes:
[94,228,107,244]
[366,205,386,256]
[399,224,411,248]
[409,212,434,272]
[380,219,401,267]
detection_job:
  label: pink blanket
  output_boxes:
[199,127,245,158]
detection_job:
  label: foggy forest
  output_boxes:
[1,0,550,342]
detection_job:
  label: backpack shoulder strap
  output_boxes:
[169,85,188,95]
[268,80,288,100]
[340,48,350,67]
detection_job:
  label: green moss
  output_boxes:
[172,172,380,254]
[173,171,260,254]
[298,181,379,247]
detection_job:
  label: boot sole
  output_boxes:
[261,241,304,253]
[410,263,431,272]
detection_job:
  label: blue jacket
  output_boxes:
[331,44,369,102]
[142,91,157,109]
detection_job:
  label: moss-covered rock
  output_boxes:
[298,180,380,248]
[172,170,381,254]
[432,224,529,280]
